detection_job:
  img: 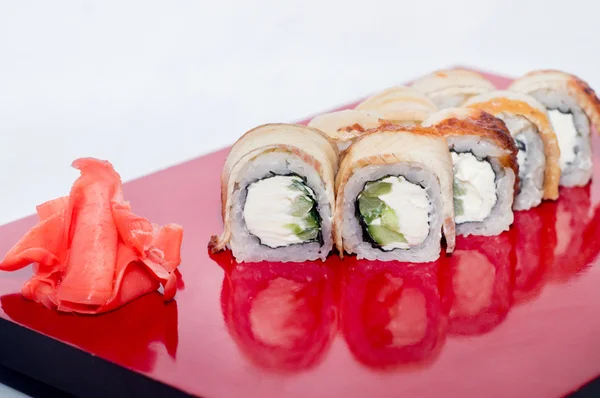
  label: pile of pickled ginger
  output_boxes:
[0,158,183,314]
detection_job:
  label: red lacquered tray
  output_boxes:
[1,70,600,398]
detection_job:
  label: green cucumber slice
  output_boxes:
[453,179,466,196]
[453,179,466,216]
[381,207,400,230]
[297,227,318,241]
[290,179,312,197]
[358,195,385,224]
[362,181,392,198]
[291,195,313,217]
[285,208,320,242]
[454,197,464,216]
[285,223,303,235]
[304,209,319,229]
[367,225,407,246]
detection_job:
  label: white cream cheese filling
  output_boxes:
[370,176,430,250]
[451,152,497,224]
[548,109,578,171]
[244,175,316,248]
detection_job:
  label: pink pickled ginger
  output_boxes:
[0,158,183,314]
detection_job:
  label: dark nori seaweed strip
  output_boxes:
[547,108,575,117]
[513,136,527,193]
[355,195,384,251]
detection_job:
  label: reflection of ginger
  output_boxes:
[450,251,496,317]
[379,274,428,347]
[250,277,311,348]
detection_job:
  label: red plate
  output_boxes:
[1,70,600,398]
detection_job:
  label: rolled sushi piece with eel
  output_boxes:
[509,70,600,187]
[411,69,496,109]
[308,109,385,152]
[355,86,438,126]
[210,123,338,262]
[422,108,519,236]
[334,126,455,262]
[464,91,561,210]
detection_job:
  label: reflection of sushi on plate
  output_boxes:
[210,124,339,262]
[340,259,446,369]
[441,233,515,335]
[509,70,600,187]
[511,206,551,304]
[411,69,495,109]
[465,91,561,210]
[334,126,455,262]
[354,86,438,125]
[218,255,338,372]
[423,108,519,236]
[545,185,600,282]
[512,185,600,303]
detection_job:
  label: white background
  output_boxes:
[1,0,600,226]
[0,1,599,395]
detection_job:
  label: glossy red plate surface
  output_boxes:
[1,71,600,398]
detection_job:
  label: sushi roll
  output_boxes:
[509,70,600,187]
[464,91,561,210]
[334,126,455,262]
[422,108,519,236]
[411,69,496,109]
[308,109,384,152]
[209,123,338,262]
[355,86,438,126]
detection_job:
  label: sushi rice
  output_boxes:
[464,90,560,211]
[423,108,518,237]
